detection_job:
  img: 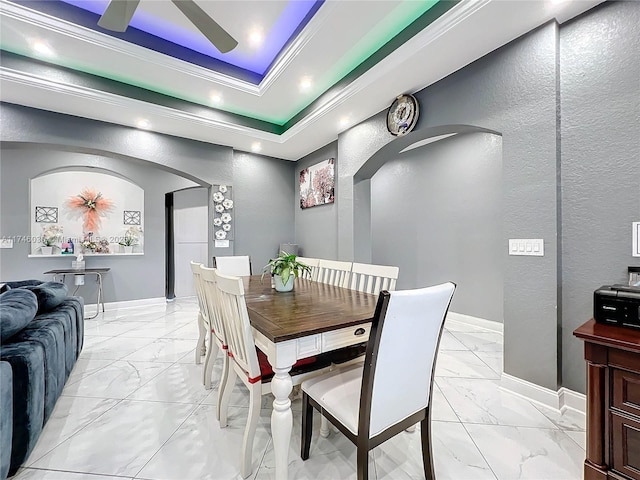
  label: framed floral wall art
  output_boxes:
[300,158,335,209]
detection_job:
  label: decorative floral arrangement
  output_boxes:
[66,188,114,234]
[80,233,110,254]
[41,224,63,247]
[213,184,233,240]
[118,225,143,246]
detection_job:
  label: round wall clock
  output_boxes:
[386,94,419,136]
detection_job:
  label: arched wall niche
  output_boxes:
[352,124,503,267]
[30,166,146,255]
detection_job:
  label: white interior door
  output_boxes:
[173,187,208,298]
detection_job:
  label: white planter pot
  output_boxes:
[41,246,53,255]
[123,245,133,254]
[274,274,294,292]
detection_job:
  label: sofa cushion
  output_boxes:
[0,361,12,480]
[0,289,38,342]
[32,312,77,381]
[0,342,45,477]
[60,297,85,356]
[9,322,65,422]
[4,280,42,289]
[21,282,69,314]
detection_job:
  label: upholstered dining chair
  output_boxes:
[296,256,320,281]
[198,266,228,409]
[300,282,456,480]
[213,255,252,276]
[348,262,399,294]
[316,259,352,287]
[214,270,332,478]
[190,261,208,364]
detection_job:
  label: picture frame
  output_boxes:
[299,158,335,209]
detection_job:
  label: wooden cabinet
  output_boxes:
[574,319,640,480]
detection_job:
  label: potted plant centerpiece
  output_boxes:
[262,251,310,292]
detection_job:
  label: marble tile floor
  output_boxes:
[13,299,586,480]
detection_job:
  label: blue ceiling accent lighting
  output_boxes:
[59,0,323,76]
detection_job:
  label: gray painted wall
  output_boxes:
[0,148,196,302]
[559,1,640,392]
[371,132,503,322]
[232,151,295,274]
[294,142,339,259]
[341,22,560,390]
[1,104,296,303]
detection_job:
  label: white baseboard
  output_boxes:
[446,311,503,334]
[501,373,586,415]
[84,296,166,314]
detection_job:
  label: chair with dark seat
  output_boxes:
[300,282,456,480]
[212,255,252,276]
[214,270,332,478]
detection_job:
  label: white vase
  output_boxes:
[41,246,53,255]
[274,274,294,292]
[123,246,133,254]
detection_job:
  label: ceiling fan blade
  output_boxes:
[98,0,141,32]
[171,0,238,53]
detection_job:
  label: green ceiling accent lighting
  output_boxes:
[1,0,453,130]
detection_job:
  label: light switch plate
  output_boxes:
[0,238,13,248]
[633,222,639,257]
[509,239,544,256]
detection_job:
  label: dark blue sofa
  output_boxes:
[0,280,84,479]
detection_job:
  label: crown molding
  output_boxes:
[0,0,261,95]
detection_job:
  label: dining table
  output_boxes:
[242,275,378,480]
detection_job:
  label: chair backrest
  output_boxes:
[360,282,456,439]
[316,259,352,287]
[213,255,252,276]
[213,270,261,382]
[296,257,320,281]
[190,261,207,317]
[348,262,399,294]
[199,265,226,346]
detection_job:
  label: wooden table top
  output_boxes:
[574,318,640,353]
[243,275,378,343]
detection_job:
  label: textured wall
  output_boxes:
[232,151,295,274]
[294,142,339,259]
[371,132,503,322]
[560,1,640,392]
[0,104,296,303]
[338,23,560,389]
[0,148,196,302]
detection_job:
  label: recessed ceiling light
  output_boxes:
[248,27,264,49]
[136,118,151,130]
[338,116,350,128]
[31,40,54,57]
[299,76,313,92]
[210,92,223,105]
[251,142,262,153]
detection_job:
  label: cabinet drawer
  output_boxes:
[611,412,640,480]
[322,323,371,351]
[613,368,640,418]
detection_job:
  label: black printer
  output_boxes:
[594,285,640,329]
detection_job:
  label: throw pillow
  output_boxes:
[21,282,69,313]
[0,289,38,341]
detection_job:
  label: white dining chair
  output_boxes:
[296,256,320,281]
[213,255,252,276]
[348,262,399,294]
[198,266,228,415]
[300,282,456,480]
[190,261,208,364]
[316,259,352,287]
[214,270,332,478]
